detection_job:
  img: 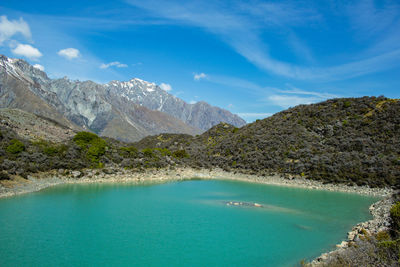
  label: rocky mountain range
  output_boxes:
[105,78,246,130]
[0,55,245,141]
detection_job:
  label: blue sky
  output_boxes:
[0,0,399,122]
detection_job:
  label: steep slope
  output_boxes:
[105,78,246,130]
[0,108,76,142]
[0,55,200,142]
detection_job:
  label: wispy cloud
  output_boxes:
[0,15,31,45]
[237,112,273,119]
[11,43,42,60]
[100,61,128,69]
[58,48,80,60]
[193,72,207,81]
[348,0,400,39]
[190,70,337,110]
[267,95,323,109]
[267,87,338,109]
[277,87,337,99]
[126,0,400,81]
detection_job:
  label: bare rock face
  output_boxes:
[105,78,247,131]
[3,55,250,141]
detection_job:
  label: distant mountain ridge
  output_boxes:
[0,54,246,141]
[106,78,246,130]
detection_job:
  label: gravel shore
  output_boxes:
[0,167,393,198]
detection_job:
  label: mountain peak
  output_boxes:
[105,76,246,130]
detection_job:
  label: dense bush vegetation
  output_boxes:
[132,97,400,188]
[390,202,400,238]
[6,139,25,154]
[0,97,399,189]
[0,128,188,177]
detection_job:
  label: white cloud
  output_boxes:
[57,48,80,60]
[194,72,207,81]
[0,15,31,45]
[189,100,197,104]
[11,44,42,60]
[33,64,44,71]
[100,61,128,69]
[159,83,172,91]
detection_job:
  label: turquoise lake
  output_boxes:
[0,179,378,266]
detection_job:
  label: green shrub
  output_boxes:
[378,239,400,254]
[72,132,108,165]
[343,101,351,108]
[0,171,10,180]
[390,202,400,237]
[173,150,189,159]
[43,146,58,156]
[33,140,67,156]
[155,148,172,157]
[120,146,138,157]
[6,139,25,154]
[142,148,156,158]
[377,231,391,242]
[87,138,107,163]
[45,144,68,156]
[73,132,99,149]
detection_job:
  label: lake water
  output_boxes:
[0,179,378,266]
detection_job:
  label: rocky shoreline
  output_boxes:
[0,167,393,198]
[0,167,395,265]
[310,195,394,266]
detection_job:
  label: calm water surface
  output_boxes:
[0,179,379,266]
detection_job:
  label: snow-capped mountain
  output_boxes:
[105,78,246,131]
[0,54,245,142]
